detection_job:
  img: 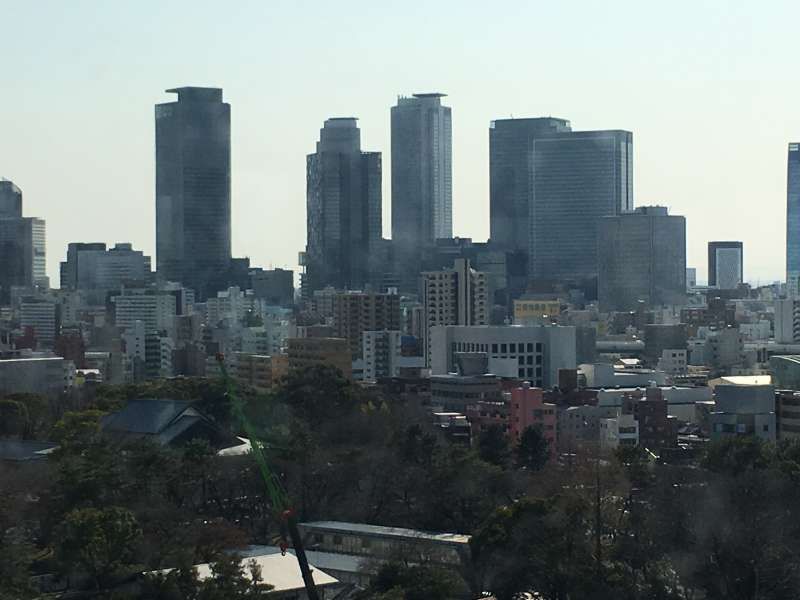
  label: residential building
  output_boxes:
[623,386,677,451]
[776,390,800,440]
[708,241,743,290]
[431,325,576,388]
[112,289,176,332]
[508,383,557,453]
[711,383,776,441]
[156,87,231,299]
[233,353,274,391]
[422,258,489,365]
[0,355,74,396]
[706,327,746,374]
[332,291,401,358]
[599,413,639,452]
[528,129,633,289]
[305,118,382,292]
[392,93,452,290]
[362,330,424,380]
[287,337,352,379]
[787,143,800,295]
[206,286,251,326]
[60,242,150,295]
[598,206,686,311]
[251,268,294,308]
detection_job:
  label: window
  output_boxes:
[518,356,525,365]
[518,368,525,377]
[527,368,534,377]
[492,343,498,353]
[501,344,507,353]
[536,355,542,365]
[536,343,543,352]
[509,343,516,353]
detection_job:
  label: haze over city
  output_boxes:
[2,0,799,284]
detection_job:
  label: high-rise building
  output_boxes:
[251,268,294,308]
[391,93,452,289]
[0,179,22,218]
[421,258,489,365]
[708,241,743,289]
[331,291,401,359]
[305,118,382,293]
[489,118,572,253]
[60,243,151,295]
[787,143,800,294]
[155,87,231,299]
[598,206,686,311]
[529,129,633,291]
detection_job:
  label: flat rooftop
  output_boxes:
[301,521,470,545]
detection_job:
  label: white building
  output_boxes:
[596,385,713,423]
[580,362,667,388]
[430,325,576,388]
[206,286,253,326]
[422,259,489,366]
[599,412,639,452]
[113,290,176,333]
[711,383,776,441]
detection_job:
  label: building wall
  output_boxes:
[509,384,557,452]
[788,143,800,294]
[708,241,743,290]
[0,357,72,396]
[332,292,401,359]
[287,337,352,379]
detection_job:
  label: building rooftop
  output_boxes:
[413,92,447,98]
[0,439,57,462]
[301,520,471,545]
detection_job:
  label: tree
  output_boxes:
[0,399,28,437]
[516,426,550,470]
[477,424,511,468]
[360,562,469,600]
[55,506,142,589]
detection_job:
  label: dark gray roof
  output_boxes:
[102,399,194,435]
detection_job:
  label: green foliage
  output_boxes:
[477,424,511,468]
[0,399,29,437]
[360,562,469,600]
[516,425,550,470]
[55,506,142,588]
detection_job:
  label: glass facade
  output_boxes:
[788,143,800,294]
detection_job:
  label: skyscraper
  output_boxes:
[0,179,46,302]
[489,118,572,252]
[0,179,22,218]
[529,130,633,292]
[708,241,743,289]
[155,87,231,300]
[598,206,686,312]
[305,118,382,292]
[391,93,452,289]
[787,143,800,294]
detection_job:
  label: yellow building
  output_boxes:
[513,297,561,324]
[287,337,352,380]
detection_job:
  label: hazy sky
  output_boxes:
[2,0,798,286]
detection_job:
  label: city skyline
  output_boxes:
[2,1,798,285]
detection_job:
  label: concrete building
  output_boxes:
[251,268,294,308]
[156,87,231,299]
[121,321,173,382]
[706,327,746,374]
[20,298,59,347]
[113,289,176,333]
[362,330,424,381]
[205,286,251,326]
[422,258,489,366]
[643,323,688,366]
[711,383,776,441]
[708,241,743,290]
[430,373,503,411]
[528,129,633,290]
[391,93,452,290]
[0,355,74,396]
[287,337,352,379]
[305,118,382,293]
[430,325,576,388]
[787,143,800,295]
[775,298,800,343]
[776,390,800,440]
[686,267,697,289]
[599,413,639,452]
[233,353,274,391]
[513,296,561,325]
[598,206,686,311]
[332,291,401,359]
[580,362,667,388]
[60,242,150,295]
[508,383,557,453]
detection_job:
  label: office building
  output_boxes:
[392,93,452,289]
[708,241,743,289]
[112,289,177,332]
[775,298,800,343]
[490,118,572,253]
[771,355,800,391]
[305,118,382,292]
[788,143,800,294]
[513,296,561,325]
[0,356,74,396]
[686,267,697,289]
[0,179,22,218]
[422,258,489,365]
[430,324,576,388]
[20,299,59,347]
[529,129,633,290]
[60,242,150,297]
[155,87,231,299]
[711,383,776,441]
[598,206,686,311]
[331,291,401,358]
[251,268,294,308]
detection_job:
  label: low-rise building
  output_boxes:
[430,373,503,411]
[0,355,74,395]
[770,355,800,391]
[234,353,274,391]
[287,337,352,379]
[508,383,557,452]
[710,383,776,441]
[776,390,800,440]
[599,413,639,452]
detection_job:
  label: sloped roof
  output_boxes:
[102,399,195,434]
[0,439,57,461]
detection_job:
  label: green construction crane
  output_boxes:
[216,353,320,600]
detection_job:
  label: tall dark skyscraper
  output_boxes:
[305,118,382,293]
[0,179,22,218]
[708,241,743,289]
[391,93,452,290]
[598,206,686,312]
[787,143,800,294]
[155,87,231,299]
[529,129,633,292]
[489,117,572,252]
